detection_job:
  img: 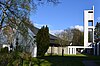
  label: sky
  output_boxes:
[30,0,100,35]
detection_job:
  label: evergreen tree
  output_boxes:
[36,26,50,57]
[95,22,100,42]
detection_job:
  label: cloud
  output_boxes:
[34,23,61,35]
[34,23,52,29]
[50,25,84,35]
[34,23,43,28]
[97,17,100,21]
[34,23,84,35]
[70,25,83,31]
[49,30,63,35]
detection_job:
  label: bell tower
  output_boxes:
[84,6,94,47]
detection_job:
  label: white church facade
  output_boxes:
[0,6,100,57]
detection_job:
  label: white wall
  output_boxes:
[2,44,10,51]
[46,47,68,55]
[84,6,94,47]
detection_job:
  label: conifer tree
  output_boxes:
[36,26,50,57]
[95,22,100,42]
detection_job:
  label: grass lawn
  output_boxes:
[37,54,100,66]
[42,56,84,66]
[95,61,100,66]
[39,54,85,66]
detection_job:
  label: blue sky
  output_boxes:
[30,0,100,34]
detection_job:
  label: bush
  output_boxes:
[7,63,13,66]
[0,53,13,66]
[12,59,21,66]
[23,60,29,66]
[0,47,9,53]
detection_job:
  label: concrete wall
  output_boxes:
[46,46,68,55]
[84,6,94,47]
[2,44,10,51]
[94,42,100,56]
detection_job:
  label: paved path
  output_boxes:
[82,60,99,66]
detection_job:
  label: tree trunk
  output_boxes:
[62,48,64,56]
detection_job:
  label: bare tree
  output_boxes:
[55,28,84,46]
[0,0,59,50]
[55,28,74,47]
[55,29,73,56]
[71,28,84,46]
[0,0,59,39]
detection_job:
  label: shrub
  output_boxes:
[0,47,9,53]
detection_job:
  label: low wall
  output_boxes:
[46,46,68,55]
[94,42,100,56]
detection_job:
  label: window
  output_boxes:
[88,29,93,42]
[88,20,93,26]
[88,11,93,13]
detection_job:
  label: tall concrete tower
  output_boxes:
[84,6,94,47]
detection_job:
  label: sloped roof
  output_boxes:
[32,27,60,46]
[32,26,58,40]
[24,21,58,40]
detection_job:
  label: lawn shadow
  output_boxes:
[39,55,87,66]
[38,54,100,66]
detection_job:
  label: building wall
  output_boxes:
[46,46,68,55]
[0,44,10,51]
[84,6,94,47]
[94,42,100,56]
[0,44,2,48]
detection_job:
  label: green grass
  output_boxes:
[95,61,100,66]
[40,54,85,66]
[23,58,51,66]
[64,54,87,57]
[84,54,100,60]
[43,56,84,66]
[31,54,100,66]
[38,54,100,66]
